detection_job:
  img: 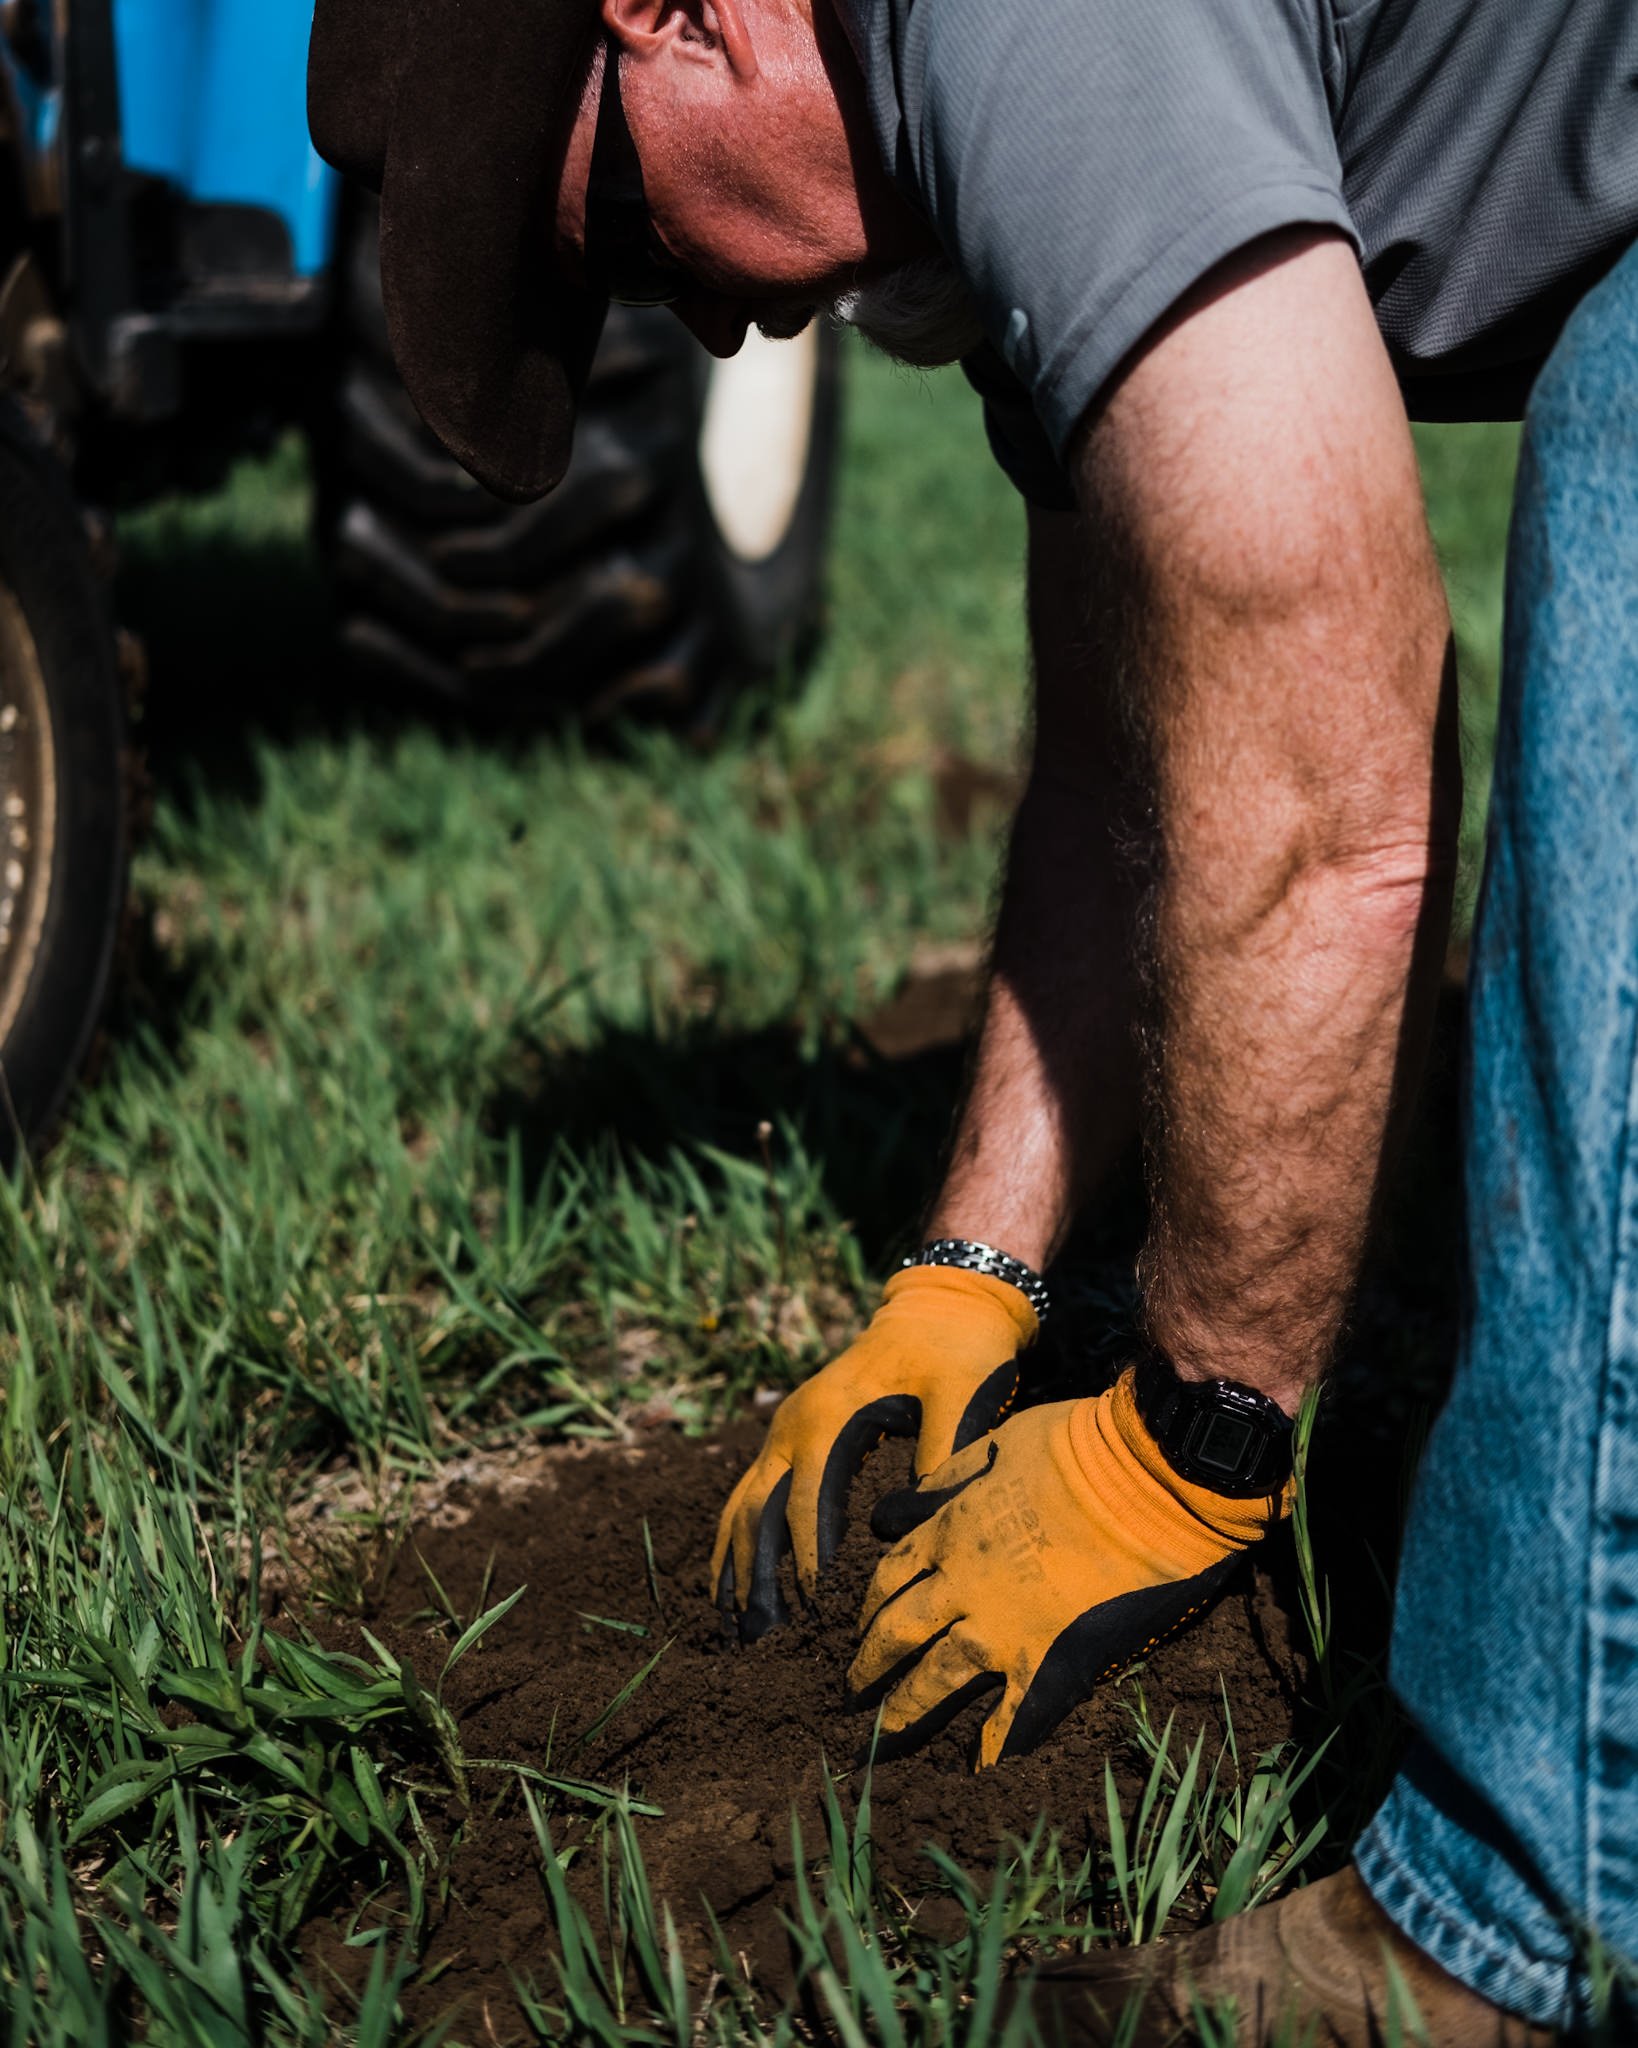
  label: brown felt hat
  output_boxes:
[309,0,607,503]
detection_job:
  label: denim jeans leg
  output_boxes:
[1353,239,1638,2029]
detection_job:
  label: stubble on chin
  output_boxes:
[754,302,820,340]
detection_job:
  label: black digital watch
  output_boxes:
[1132,1349,1295,1498]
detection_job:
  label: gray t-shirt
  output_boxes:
[836,0,1638,505]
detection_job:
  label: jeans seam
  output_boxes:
[1585,978,1638,1945]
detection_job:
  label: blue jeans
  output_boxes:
[1354,240,1638,2030]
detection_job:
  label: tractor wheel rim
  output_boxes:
[697,326,820,564]
[0,582,55,1047]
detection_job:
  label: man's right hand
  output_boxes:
[710,1264,1038,1640]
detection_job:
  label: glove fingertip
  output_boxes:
[814,1393,922,1577]
[908,1407,958,1482]
[870,1484,934,1543]
[865,1669,1002,1765]
[737,1590,789,1643]
[714,1550,739,1625]
[738,1470,794,1643]
[846,1587,948,1712]
[976,1690,1021,1772]
[788,1518,822,1605]
[952,1359,1023,1454]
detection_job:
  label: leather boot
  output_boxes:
[1021,1865,1563,2046]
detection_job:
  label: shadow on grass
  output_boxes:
[484,1018,973,1272]
[113,445,639,816]
[114,444,805,832]
[116,494,361,813]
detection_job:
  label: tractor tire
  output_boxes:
[319,203,841,725]
[0,403,127,1167]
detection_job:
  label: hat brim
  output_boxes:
[312,0,606,504]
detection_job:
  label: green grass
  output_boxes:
[1411,420,1521,921]
[45,352,1030,1479]
[0,346,1528,2040]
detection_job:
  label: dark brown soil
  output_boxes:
[299,1419,1311,2040]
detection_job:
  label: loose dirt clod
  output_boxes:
[299,1420,1309,2039]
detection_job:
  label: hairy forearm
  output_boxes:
[927,508,1143,1270]
[928,777,1141,1269]
[1138,657,1460,1408]
[1077,229,1460,1414]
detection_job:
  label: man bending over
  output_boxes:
[311,1,1637,2035]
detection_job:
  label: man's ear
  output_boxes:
[601,0,759,80]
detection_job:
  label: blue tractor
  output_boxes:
[0,0,840,1159]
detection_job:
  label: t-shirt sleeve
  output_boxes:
[961,344,1077,510]
[909,0,1359,469]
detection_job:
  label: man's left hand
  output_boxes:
[848,1373,1288,1768]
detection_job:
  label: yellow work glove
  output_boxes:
[711,1264,1038,1640]
[849,1370,1290,1768]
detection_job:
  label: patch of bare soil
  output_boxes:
[298,1416,1312,2041]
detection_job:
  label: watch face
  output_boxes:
[1185,1409,1257,1478]
[1133,1351,1293,1497]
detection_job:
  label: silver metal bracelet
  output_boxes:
[902,1238,1051,1324]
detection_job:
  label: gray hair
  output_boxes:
[831,250,985,368]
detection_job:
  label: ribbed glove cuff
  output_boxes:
[1070,1371,1290,1566]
